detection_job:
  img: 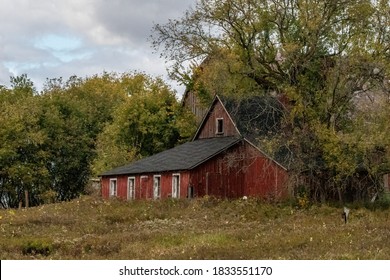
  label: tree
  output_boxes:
[152,0,390,201]
[39,72,131,201]
[0,75,47,208]
[92,74,196,175]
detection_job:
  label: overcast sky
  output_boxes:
[0,0,196,95]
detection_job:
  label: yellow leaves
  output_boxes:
[297,193,309,209]
[315,124,359,175]
[282,43,301,56]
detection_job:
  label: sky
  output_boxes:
[0,0,196,95]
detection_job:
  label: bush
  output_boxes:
[39,190,58,204]
[22,240,53,256]
[295,187,310,209]
[367,193,390,210]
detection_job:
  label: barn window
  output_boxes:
[172,174,180,199]
[127,177,135,200]
[109,178,117,197]
[216,118,224,134]
[153,175,161,199]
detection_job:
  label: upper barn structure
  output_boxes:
[100,95,290,200]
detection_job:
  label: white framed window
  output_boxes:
[172,174,180,199]
[109,178,117,197]
[216,118,224,134]
[153,175,161,199]
[127,177,135,200]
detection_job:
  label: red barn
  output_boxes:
[100,95,290,200]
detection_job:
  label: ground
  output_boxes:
[1,196,390,259]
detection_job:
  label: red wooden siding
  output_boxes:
[242,143,289,198]
[101,141,289,200]
[195,100,240,139]
[189,141,288,199]
[101,172,191,200]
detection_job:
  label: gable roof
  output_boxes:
[193,95,240,140]
[100,136,241,176]
[193,95,284,142]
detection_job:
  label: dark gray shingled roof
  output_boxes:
[100,136,241,176]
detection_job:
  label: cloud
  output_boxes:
[0,0,195,94]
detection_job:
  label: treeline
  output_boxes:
[0,73,196,208]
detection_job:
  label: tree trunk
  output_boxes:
[337,187,343,205]
[25,190,29,208]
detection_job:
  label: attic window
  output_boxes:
[216,118,224,135]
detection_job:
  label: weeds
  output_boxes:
[1,196,390,259]
[22,239,54,256]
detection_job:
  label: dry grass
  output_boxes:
[1,196,390,259]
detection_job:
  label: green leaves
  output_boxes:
[92,75,196,175]
[0,81,48,207]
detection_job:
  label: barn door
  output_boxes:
[206,172,224,198]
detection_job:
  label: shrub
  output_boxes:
[366,193,390,210]
[39,190,58,204]
[295,185,310,209]
[22,240,53,256]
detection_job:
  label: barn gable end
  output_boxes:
[194,96,240,140]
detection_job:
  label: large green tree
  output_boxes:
[92,74,196,175]
[152,0,390,201]
[38,72,138,201]
[0,75,48,208]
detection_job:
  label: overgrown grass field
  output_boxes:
[1,196,390,259]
